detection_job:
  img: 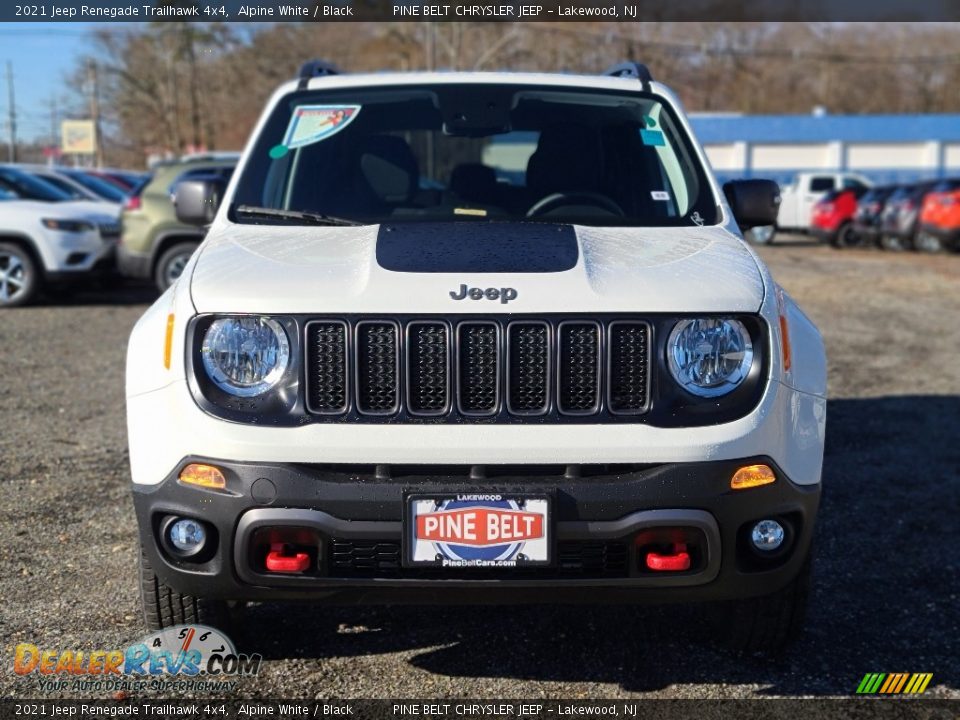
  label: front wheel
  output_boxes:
[914,231,943,254]
[139,549,231,632]
[879,234,908,252]
[0,242,40,308]
[713,557,811,654]
[154,241,199,293]
[830,222,858,249]
[744,226,776,245]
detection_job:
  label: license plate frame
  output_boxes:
[403,492,552,569]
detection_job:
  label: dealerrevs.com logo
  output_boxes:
[14,625,262,693]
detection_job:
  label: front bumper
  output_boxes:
[918,224,960,250]
[117,245,152,279]
[133,456,819,605]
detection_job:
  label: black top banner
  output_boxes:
[5,0,960,22]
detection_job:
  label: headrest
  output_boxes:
[526,124,603,196]
[357,135,419,204]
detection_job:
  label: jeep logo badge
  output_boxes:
[449,284,518,304]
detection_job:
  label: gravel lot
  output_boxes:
[1,240,957,700]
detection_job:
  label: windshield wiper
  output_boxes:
[234,205,361,227]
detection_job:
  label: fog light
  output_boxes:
[168,518,207,555]
[179,463,226,491]
[750,519,785,551]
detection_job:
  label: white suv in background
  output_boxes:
[0,165,121,307]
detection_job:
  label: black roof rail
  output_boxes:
[604,62,652,91]
[298,59,341,89]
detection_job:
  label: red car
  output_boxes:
[811,187,868,248]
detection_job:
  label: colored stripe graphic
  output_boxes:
[856,673,932,694]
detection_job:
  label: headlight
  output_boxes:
[201,317,290,397]
[667,318,753,398]
[42,218,95,233]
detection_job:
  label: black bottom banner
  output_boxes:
[1,699,956,720]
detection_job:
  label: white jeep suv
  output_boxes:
[0,165,121,307]
[127,62,826,652]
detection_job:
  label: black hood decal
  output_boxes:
[376,222,579,273]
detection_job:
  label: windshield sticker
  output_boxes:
[691,211,705,226]
[640,129,665,147]
[453,207,488,217]
[268,144,290,160]
[282,105,361,150]
[651,190,671,201]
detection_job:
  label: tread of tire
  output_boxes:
[139,549,228,632]
[720,557,811,654]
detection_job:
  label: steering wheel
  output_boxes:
[526,191,625,218]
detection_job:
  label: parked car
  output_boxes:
[879,180,939,251]
[117,155,238,292]
[914,178,960,253]
[757,172,871,243]
[16,165,126,208]
[0,164,121,307]
[58,168,130,204]
[92,168,149,192]
[852,185,899,247]
[810,186,869,248]
[127,61,826,654]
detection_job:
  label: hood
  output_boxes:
[189,222,765,315]
[14,199,121,225]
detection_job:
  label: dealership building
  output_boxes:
[690,112,960,186]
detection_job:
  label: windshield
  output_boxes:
[231,84,718,227]
[0,167,72,202]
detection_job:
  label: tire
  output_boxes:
[879,234,907,252]
[830,222,857,249]
[714,556,811,654]
[139,549,231,632]
[914,231,943,254]
[0,242,41,308]
[745,226,776,245]
[154,241,199,293]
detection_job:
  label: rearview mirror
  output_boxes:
[174,179,225,226]
[722,179,781,229]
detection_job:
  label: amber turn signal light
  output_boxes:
[730,464,776,490]
[179,463,227,491]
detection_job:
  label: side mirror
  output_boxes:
[174,179,225,225]
[722,179,781,229]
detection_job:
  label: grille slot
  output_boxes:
[407,322,450,416]
[305,321,348,414]
[608,322,650,414]
[507,322,550,415]
[557,322,601,415]
[355,321,399,415]
[457,322,499,415]
[330,540,629,578]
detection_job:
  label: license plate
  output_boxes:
[404,493,551,568]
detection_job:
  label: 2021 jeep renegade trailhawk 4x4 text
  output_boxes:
[126,61,825,653]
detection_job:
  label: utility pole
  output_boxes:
[49,95,58,166]
[87,59,104,168]
[5,61,16,163]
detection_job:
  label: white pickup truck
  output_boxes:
[747,171,872,244]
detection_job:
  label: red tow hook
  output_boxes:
[265,543,311,573]
[645,543,691,572]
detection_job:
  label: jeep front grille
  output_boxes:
[304,317,650,422]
